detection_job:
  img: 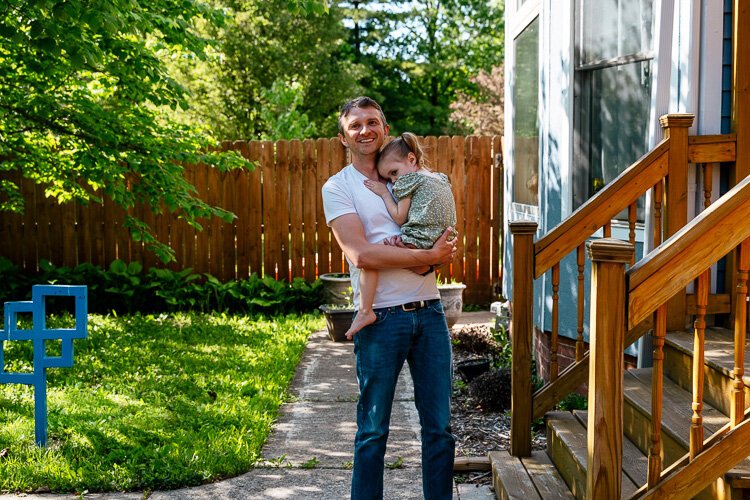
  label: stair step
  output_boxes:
[489,449,574,499]
[664,327,750,417]
[545,411,640,499]
[623,367,750,492]
[574,410,649,488]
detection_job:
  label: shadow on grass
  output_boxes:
[0,313,323,493]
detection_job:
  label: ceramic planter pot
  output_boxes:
[319,273,352,306]
[319,305,355,342]
[437,283,466,328]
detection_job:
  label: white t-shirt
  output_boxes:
[322,164,439,309]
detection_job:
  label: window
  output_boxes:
[512,17,539,208]
[574,0,654,216]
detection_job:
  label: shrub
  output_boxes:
[0,257,324,316]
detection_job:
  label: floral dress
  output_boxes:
[391,171,457,249]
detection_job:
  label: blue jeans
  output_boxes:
[351,299,455,500]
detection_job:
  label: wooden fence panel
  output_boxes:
[464,136,480,303]
[21,177,37,269]
[315,138,331,275]
[0,136,503,304]
[302,139,318,281]
[435,136,453,281]
[247,142,263,276]
[329,138,346,274]
[220,169,236,282]
[478,136,492,304]
[289,140,304,279]
[451,137,467,284]
[275,140,290,282]
[492,136,504,293]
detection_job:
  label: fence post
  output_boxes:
[660,113,694,331]
[510,220,537,457]
[586,239,633,499]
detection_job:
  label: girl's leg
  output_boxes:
[346,269,378,339]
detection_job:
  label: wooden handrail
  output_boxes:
[628,174,750,329]
[534,138,670,278]
[687,133,736,163]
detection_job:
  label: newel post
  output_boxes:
[509,220,537,457]
[660,113,694,330]
[586,239,634,500]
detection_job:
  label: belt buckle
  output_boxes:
[401,302,417,312]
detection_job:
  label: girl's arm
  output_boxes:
[363,179,411,225]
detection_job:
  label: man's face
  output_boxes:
[338,106,389,158]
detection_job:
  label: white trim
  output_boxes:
[508,0,542,40]
[698,0,723,135]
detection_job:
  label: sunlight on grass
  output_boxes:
[0,312,324,493]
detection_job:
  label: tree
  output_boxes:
[449,64,504,135]
[0,0,326,262]
[171,0,360,140]
[339,0,504,135]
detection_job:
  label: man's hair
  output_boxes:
[338,96,387,135]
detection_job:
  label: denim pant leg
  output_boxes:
[351,308,411,500]
[408,301,455,500]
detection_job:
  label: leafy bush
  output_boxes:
[0,258,324,316]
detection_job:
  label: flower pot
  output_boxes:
[456,357,492,382]
[319,305,355,342]
[319,273,352,306]
[438,283,466,328]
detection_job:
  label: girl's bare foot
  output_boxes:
[345,309,376,339]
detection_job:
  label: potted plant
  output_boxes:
[318,272,352,306]
[319,303,356,342]
[319,284,355,342]
[437,276,466,328]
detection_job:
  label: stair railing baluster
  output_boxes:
[731,239,750,427]
[551,263,560,381]
[648,304,667,489]
[603,221,612,238]
[704,163,713,211]
[629,203,637,265]
[576,244,585,361]
[690,269,708,459]
[690,162,712,459]
[654,179,664,248]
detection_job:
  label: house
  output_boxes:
[497,0,750,498]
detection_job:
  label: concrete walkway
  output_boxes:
[0,312,496,500]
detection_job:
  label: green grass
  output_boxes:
[0,312,324,494]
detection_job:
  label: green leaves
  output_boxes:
[0,257,325,316]
[0,0,250,262]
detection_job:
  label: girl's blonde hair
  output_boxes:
[377,132,430,170]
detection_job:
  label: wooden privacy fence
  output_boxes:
[0,136,503,304]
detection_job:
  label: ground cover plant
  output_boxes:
[0,312,324,493]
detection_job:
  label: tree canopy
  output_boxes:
[1,0,503,263]
[0,0,328,261]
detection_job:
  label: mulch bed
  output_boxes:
[450,324,546,485]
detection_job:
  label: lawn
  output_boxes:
[0,312,324,493]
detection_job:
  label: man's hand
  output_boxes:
[430,227,458,265]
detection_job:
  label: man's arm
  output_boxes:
[330,213,455,270]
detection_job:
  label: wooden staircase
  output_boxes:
[493,113,750,499]
[492,328,750,499]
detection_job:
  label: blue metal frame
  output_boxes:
[0,285,88,446]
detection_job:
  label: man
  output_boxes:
[322,96,456,500]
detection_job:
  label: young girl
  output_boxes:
[344,132,457,339]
